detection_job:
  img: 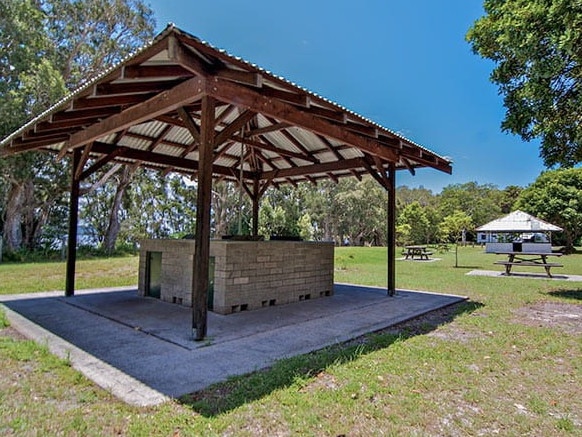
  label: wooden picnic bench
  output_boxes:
[494,251,563,278]
[404,245,433,260]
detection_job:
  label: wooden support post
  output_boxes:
[65,148,82,297]
[192,96,215,341]
[252,178,260,237]
[387,163,396,296]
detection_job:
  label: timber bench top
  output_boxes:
[494,261,564,267]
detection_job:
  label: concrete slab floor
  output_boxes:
[0,284,466,406]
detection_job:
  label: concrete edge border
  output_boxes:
[1,303,170,407]
[335,282,470,300]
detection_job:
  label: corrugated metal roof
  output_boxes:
[0,24,452,186]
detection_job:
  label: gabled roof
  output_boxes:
[0,24,452,187]
[475,210,563,233]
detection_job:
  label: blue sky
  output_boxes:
[146,0,546,193]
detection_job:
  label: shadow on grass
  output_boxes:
[452,266,481,270]
[546,288,582,301]
[179,300,483,417]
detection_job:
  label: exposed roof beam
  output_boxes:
[168,36,212,76]
[361,158,390,191]
[401,157,416,176]
[316,134,344,161]
[214,110,255,147]
[122,64,191,79]
[90,141,254,179]
[148,124,173,152]
[217,69,263,87]
[177,107,201,143]
[75,142,93,180]
[62,76,207,156]
[372,155,392,190]
[262,86,310,107]
[72,93,153,110]
[52,107,120,122]
[232,134,318,163]
[261,157,365,180]
[34,117,104,133]
[247,122,290,137]
[95,80,181,96]
[79,148,124,180]
[209,77,400,164]
[280,130,320,164]
[3,136,68,155]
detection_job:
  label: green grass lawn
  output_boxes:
[1,246,581,435]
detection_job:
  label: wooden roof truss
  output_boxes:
[1,26,451,189]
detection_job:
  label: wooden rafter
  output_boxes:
[61,76,207,156]
[214,110,255,147]
[247,121,290,137]
[177,107,201,143]
[279,129,320,164]
[235,134,318,164]
[208,77,401,164]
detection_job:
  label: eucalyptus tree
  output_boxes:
[0,0,155,253]
[334,177,387,246]
[438,182,502,230]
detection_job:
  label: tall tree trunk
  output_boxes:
[212,187,228,237]
[3,181,27,252]
[21,180,36,250]
[102,166,134,254]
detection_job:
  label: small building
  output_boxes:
[138,238,334,315]
[475,210,562,253]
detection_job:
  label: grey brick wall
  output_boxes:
[138,239,334,314]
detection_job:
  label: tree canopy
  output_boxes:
[516,167,582,252]
[0,0,155,253]
[467,0,582,167]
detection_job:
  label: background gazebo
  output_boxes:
[476,210,563,253]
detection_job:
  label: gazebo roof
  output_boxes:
[0,24,452,187]
[475,210,563,233]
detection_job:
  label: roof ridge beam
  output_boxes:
[168,36,212,77]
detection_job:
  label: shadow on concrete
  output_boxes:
[180,299,482,417]
[0,284,466,406]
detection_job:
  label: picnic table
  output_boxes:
[404,245,433,260]
[494,251,563,278]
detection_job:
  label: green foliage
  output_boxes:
[0,308,8,329]
[500,184,523,213]
[438,182,502,228]
[516,167,582,251]
[43,0,155,86]
[259,201,297,238]
[395,223,412,246]
[334,178,387,246]
[467,0,582,167]
[439,210,473,243]
[0,0,155,253]
[297,213,314,241]
[397,201,431,245]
